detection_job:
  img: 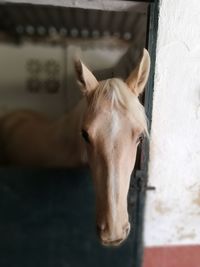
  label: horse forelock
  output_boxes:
[88,78,148,136]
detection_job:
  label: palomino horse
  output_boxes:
[0,49,150,246]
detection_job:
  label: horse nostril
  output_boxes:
[125,227,129,236]
[96,224,106,235]
[123,223,130,237]
[96,225,101,234]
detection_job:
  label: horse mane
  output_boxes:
[90,78,148,136]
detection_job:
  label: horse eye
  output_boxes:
[81,129,90,143]
[137,135,144,144]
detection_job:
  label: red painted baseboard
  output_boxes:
[143,245,200,267]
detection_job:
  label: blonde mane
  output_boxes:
[90,78,148,136]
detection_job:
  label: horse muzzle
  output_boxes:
[97,222,130,247]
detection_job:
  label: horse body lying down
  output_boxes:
[0,49,150,246]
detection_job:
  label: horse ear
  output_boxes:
[126,49,150,96]
[74,59,99,94]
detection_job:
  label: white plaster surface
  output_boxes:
[144,0,200,246]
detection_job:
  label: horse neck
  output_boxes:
[54,98,87,166]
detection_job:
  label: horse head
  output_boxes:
[75,49,150,246]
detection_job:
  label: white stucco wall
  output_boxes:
[144,0,200,246]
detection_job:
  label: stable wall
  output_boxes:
[0,40,126,116]
[143,0,200,266]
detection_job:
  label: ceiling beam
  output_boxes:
[0,0,148,13]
